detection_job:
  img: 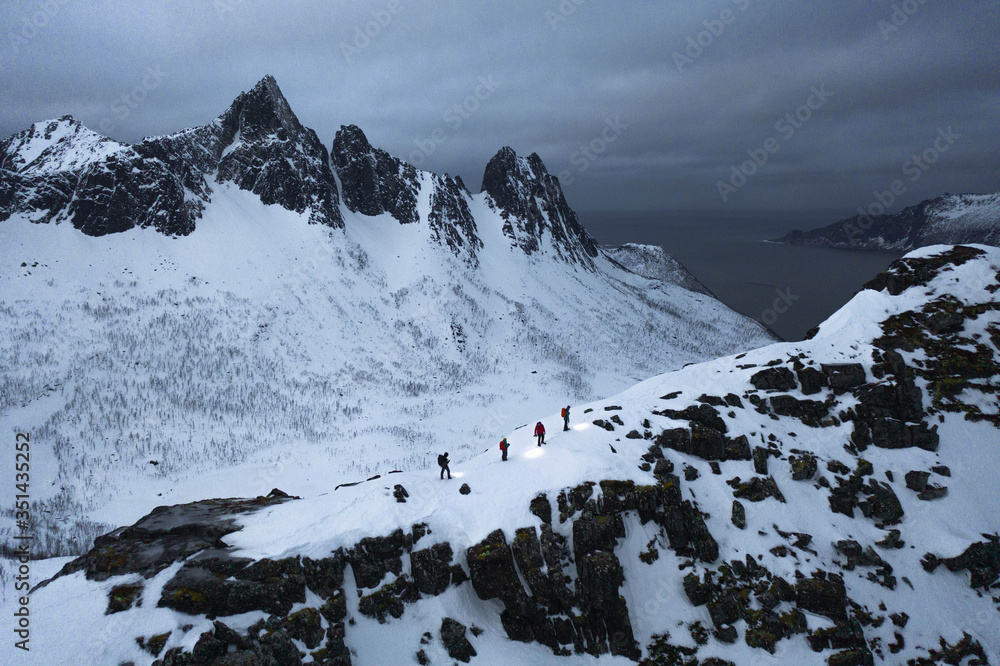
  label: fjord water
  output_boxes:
[582,210,903,342]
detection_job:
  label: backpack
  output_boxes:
[561,407,567,418]
[438,454,447,467]
[500,439,507,450]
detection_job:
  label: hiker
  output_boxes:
[499,437,510,461]
[534,421,546,446]
[562,405,571,431]
[438,452,451,479]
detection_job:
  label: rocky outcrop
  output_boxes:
[440,618,477,662]
[331,124,420,223]
[481,147,599,266]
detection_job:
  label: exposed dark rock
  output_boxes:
[770,395,830,420]
[466,530,533,619]
[440,617,477,663]
[790,454,818,480]
[863,246,987,295]
[797,367,827,395]
[459,483,472,495]
[918,485,948,501]
[482,147,598,265]
[301,553,345,600]
[753,447,769,475]
[658,475,719,563]
[858,481,904,526]
[159,555,306,618]
[410,542,454,596]
[697,394,727,407]
[529,494,552,524]
[683,572,712,606]
[284,607,324,649]
[573,514,625,560]
[731,501,747,530]
[659,404,728,433]
[750,367,797,391]
[795,574,847,620]
[733,477,785,503]
[822,364,867,390]
[358,574,417,622]
[107,583,142,614]
[827,648,875,666]
[393,484,408,503]
[50,495,294,584]
[347,529,406,590]
[939,536,1000,589]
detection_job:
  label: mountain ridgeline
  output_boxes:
[0,75,598,266]
[774,192,1000,251]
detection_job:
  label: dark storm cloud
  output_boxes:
[1,0,997,215]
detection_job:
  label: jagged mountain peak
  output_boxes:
[215,75,313,149]
[482,145,598,265]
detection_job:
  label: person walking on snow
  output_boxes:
[562,405,571,431]
[534,421,546,446]
[438,452,451,479]
[499,438,510,461]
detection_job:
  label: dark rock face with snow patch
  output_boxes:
[481,146,599,266]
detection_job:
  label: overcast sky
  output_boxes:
[1,0,997,215]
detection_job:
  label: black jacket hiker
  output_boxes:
[438,453,451,479]
[562,405,571,431]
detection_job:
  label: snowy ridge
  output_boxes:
[0,116,127,175]
[774,193,1000,251]
[604,243,713,295]
[14,245,1000,665]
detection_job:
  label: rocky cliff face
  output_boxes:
[27,245,1000,665]
[482,147,599,266]
[774,193,1000,251]
[332,124,481,261]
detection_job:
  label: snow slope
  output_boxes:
[0,182,773,559]
[10,245,999,665]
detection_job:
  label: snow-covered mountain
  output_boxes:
[0,77,775,560]
[773,193,1000,251]
[18,244,1000,666]
[604,244,712,296]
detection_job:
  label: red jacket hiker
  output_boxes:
[534,421,545,446]
[500,438,509,461]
